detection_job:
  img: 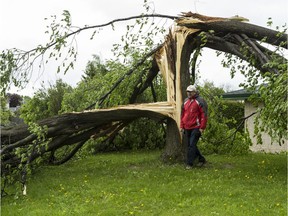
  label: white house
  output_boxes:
[222,89,287,153]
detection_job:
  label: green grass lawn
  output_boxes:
[1,151,287,216]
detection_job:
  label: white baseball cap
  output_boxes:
[186,85,197,92]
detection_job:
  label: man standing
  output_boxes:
[180,85,208,168]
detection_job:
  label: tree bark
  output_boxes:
[178,20,288,48]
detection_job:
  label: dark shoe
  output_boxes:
[198,160,207,167]
[185,165,193,170]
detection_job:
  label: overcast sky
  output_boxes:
[1,0,287,96]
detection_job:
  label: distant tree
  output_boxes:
[0,95,11,126]
[20,79,72,122]
[8,93,22,107]
[82,55,108,80]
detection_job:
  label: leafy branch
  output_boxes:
[0,12,178,94]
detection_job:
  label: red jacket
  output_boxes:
[180,95,208,130]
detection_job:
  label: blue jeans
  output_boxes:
[185,128,205,166]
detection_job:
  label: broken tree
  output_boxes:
[1,12,287,191]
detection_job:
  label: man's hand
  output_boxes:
[199,129,204,133]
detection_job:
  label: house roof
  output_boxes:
[222,88,253,100]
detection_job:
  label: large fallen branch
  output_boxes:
[1,102,174,168]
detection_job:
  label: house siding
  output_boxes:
[245,101,287,153]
